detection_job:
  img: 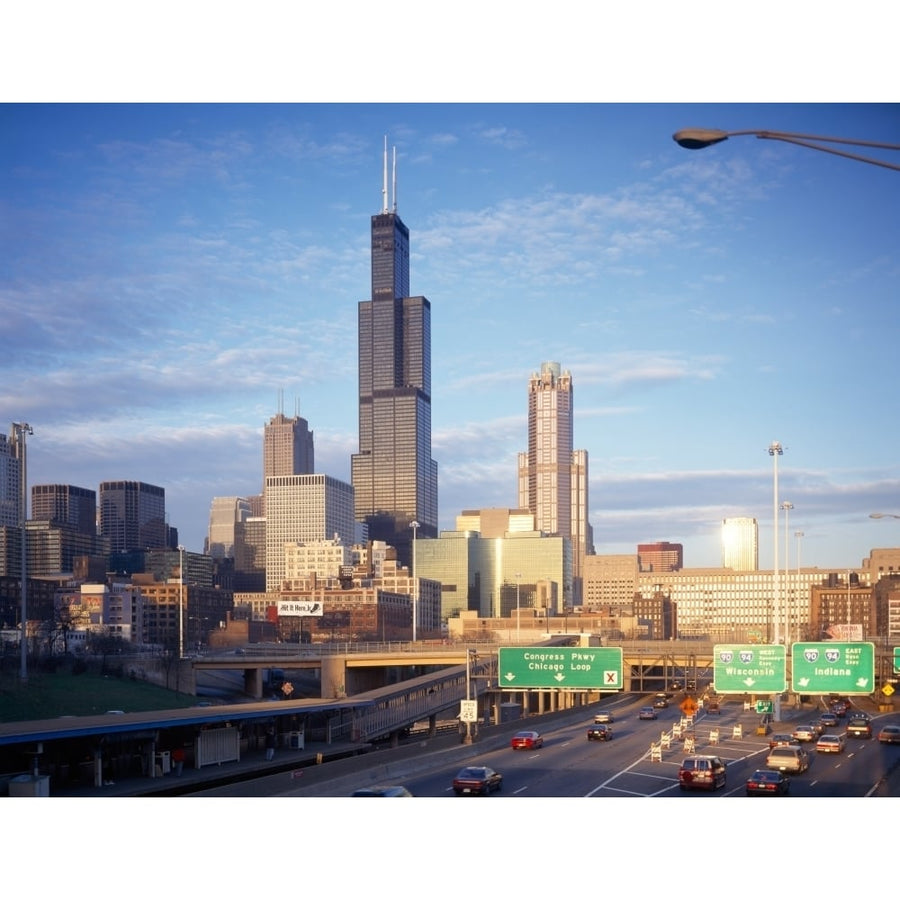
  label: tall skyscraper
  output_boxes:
[0,429,23,529]
[351,139,438,567]
[99,480,167,553]
[264,406,314,481]
[722,517,759,570]
[518,361,593,604]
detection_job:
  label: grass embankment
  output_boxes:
[0,669,196,724]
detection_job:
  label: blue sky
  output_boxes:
[3,101,899,569]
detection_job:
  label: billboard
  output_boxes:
[824,623,863,641]
[277,600,324,617]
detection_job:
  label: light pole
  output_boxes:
[673,128,900,172]
[781,501,793,645]
[464,648,475,745]
[515,572,522,645]
[178,545,185,660]
[794,531,804,644]
[768,442,783,645]
[12,422,33,682]
[410,521,419,643]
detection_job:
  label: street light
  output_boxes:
[870,513,900,520]
[768,442,783,645]
[12,422,33,683]
[410,521,419,643]
[178,545,185,660]
[781,502,793,645]
[673,128,900,172]
[794,531,804,644]
[515,572,522,645]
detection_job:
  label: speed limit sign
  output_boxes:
[459,700,478,722]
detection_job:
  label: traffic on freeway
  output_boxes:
[195,693,900,798]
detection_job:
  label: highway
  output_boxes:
[190,693,900,798]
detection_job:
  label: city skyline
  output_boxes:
[3,103,900,571]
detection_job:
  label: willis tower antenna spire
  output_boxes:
[352,138,438,568]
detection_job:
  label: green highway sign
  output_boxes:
[791,642,875,695]
[755,701,774,714]
[498,647,623,690]
[894,647,900,674]
[712,644,786,694]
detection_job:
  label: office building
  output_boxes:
[264,474,355,592]
[351,140,438,569]
[99,481,167,553]
[413,508,572,622]
[637,541,683,573]
[234,516,266,591]
[517,362,592,604]
[207,496,252,559]
[582,554,639,609]
[722,517,759,570]
[31,484,96,536]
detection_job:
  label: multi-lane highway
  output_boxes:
[193,693,900,797]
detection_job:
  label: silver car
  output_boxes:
[765,745,810,773]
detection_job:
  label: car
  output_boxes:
[791,725,818,742]
[587,723,613,741]
[593,710,614,724]
[678,755,727,791]
[746,769,791,795]
[351,785,414,797]
[878,725,900,745]
[638,706,658,720]
[846,716,872,739]
[829,699,849,718]
[766,745,810,773]
[705,698,721,714]
[653,695,669,708]
[816,733,846,754]
[768,733,799,750]
[819,712,839,728]
[670,681,683,692]
[511,730,543,750]
[452,766,503,795]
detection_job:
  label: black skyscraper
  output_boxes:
[351,140,438,567]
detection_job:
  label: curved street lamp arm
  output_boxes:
[673,128,900,172]
[756,133,900,172]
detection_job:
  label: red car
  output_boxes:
[510,730,543,750]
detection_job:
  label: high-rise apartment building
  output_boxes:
[517,361,593,604]
[722,517,759,570]
[351,140,438,567]
[99,481,167,553]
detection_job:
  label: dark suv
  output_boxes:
[678,755,726,791]
[846,715,872,739]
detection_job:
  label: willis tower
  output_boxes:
[351,139,438,567]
